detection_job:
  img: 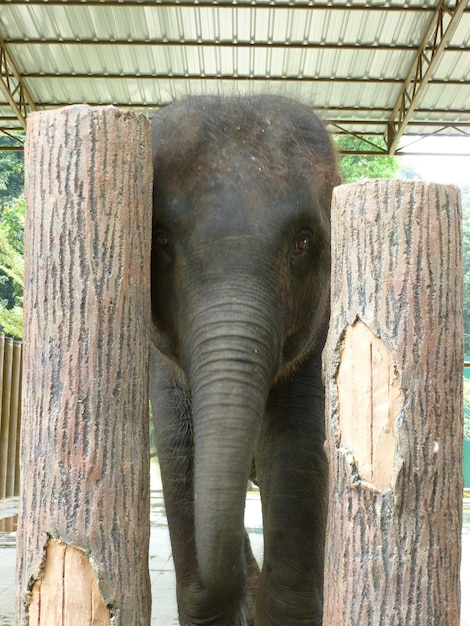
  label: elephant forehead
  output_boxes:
[155,144,320,226]
[154,120,322,209]
[157,173,318,242]
[158,137,293,199]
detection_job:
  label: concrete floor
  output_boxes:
[1,484,469,625]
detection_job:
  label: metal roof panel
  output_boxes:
[0,1,468,151]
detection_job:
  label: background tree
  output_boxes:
[336,135,400,182]
[0,195,24,339]
[0,135,24,206]
[0,133,25,339]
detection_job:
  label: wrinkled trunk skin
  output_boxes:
[187,293,279,619]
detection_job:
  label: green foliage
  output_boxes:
[0,303,23,340]
[335,135,400,183]
[0,196,24,339]
[0,135,24,207]
[0,135,25,340]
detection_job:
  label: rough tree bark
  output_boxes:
[323,180,463,626]
[16,106,153,625]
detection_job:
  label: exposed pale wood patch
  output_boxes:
[29,539,110,625]
[337,319,402,490]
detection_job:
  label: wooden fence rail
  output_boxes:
[0,331,23,502]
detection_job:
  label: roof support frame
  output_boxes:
[0,37,36,131]
[0,2,468,151]
[19,71,468,86]
[2,0,463,10]
[0,127,25,151]
[385,0,468,154]
[331,123,391,155]
[3,37,469,54]
[330,121,470,157]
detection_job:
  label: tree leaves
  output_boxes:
[336,135,400,183]
[0,136,25,340]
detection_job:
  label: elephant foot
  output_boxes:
[177,581,255,626]
[179,612,251,626]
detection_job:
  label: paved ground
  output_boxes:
[1,483,469,625]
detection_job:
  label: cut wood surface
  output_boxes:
[29,540,110,625]
[16,105,153,625]
[337,320,402,491]
[323,179,463,625]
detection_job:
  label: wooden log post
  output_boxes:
[323,180,463,625]
[0,332,23,501]
[6,337,22,498]
[0,334,14,501]
[16,106,153,625]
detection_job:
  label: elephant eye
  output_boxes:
[153,229,174,267]
[288,229,317,277]
[293,230,314,255]
[155,231,170,248]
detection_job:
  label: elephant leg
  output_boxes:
[255,352,328,626]
[243,529,260,625]
[150,348,257,626]
[150,350,205,624]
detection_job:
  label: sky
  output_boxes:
[399,135,470,187]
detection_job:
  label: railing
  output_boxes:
[0,332,23,501]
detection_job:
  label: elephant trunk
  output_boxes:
[188,298,278,604]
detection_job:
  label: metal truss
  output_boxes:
[0,0,468,154]
[385,0,468,155]
[0,37,36,132]
[4,36,469,54]
[0,126,25,151]
[0,0,460,10]
[331,124,470,157]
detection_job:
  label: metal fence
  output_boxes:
[0,332,23,501]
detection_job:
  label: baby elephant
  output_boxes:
[149,95,338,626]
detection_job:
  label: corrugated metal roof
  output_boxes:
[0,0,469,153]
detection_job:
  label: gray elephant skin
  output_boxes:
[149,95,338,626]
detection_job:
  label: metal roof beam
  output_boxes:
[333,126,470,156]
[1,1,461,10]
[0,37,36,130]
[27,101,470,124]
[20,72,468,86]
[0,145,24,151]
[4,37,469,53]
[0,128,25,150]
[385,0,467,154]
